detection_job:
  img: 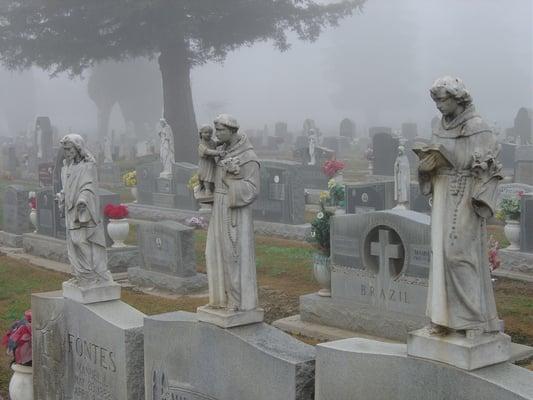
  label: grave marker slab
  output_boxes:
[345,181,395,214]
[515,145,533,185]
[38,162,54,187]
[372,132,399,176]
[32,292,145,400]
[253,160,305,225]
[301,210,431,340]
[128,220,206,293]
[2,185,30,235]
[521,192,533,253]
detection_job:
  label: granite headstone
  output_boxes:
[300,210,431,340]
[2,185,30,235]
[345,181,395,214]
[372,132,399,176]
[128,220,206,293]
[339,118,356,140]
[521,192,533,253]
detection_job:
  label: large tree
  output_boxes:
[0,0,363,162]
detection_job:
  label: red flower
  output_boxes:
[28,197,36,209]
[322,160,346,178]
[2,310,32,365]
[104,203,129,219]
[518,190,525,198]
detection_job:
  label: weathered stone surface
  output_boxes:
[22,232,139,272]
[515,145,533,185]
[0,230,23,247]
[63,280,121,304]
[344,180,395,214]
[144,311,316,400]
[32,292,145,400]
[407,327,511,370]
[300,293,427,342]
[32,291,67,399]
[196,305,264,328]
[128,267,207,294]
[253,221,311,240]
[316,338,533,400]
[499,249,533,276]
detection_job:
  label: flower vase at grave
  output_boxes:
[504,219,520,251]
[107,219,130,247]
[130,187,138,203]
[313,253,331,297]
[9,364,33,400]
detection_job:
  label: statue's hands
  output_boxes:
[419,153,439,172]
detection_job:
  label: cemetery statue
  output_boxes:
[416,76,502,337]
[308,128,317,166]
[158,118,175,178]
[103,134,113,163]
[197,124,224,201]
[57,134,113,286]
[35,123,43,159]
[204,114,261,313]
[393,145,410,209]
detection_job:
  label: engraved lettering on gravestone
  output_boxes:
[360,284,408,304]
[152,369,217,400]
[407,245,431,279]
[67,333,116,399]
[331,235,360,269]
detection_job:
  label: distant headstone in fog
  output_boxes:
[401,123,418,140]
[339,118,356,139]
[275,122,288,137]
[372,132,399,176]
[514,107,533,145]
[34,116,54,162]
[368,126,392,138]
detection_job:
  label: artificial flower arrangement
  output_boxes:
[327,178,345,208]
[122,170,137,187]
[321,159,345,179]
[184,216,208,229]
[28,191,36,210]
[1,310,32,366]
[496,191,524,221]
[187,173,200,191]
[308,203,335,257]
[104,203,129,219]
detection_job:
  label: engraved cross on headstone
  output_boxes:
[370,228,404,307]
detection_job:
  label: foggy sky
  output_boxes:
[0,0,531,138]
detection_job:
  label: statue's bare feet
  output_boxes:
[428,323,449,336]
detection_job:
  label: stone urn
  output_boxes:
[107,218,130,247]
[313,253,331,297]
[130,187,138,203]
[504,219,520,251]
[29,208,37,232]
[9,364,33,400]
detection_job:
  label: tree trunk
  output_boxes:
[97,100,113,140]
[158,40,198,164]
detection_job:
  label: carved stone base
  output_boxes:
[62,280,121,304]
[196,305,264,328]
[407,326,511,370]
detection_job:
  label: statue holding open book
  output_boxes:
[414,76,503,338]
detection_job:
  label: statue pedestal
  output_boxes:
[62,280,121,304]
[197,305,264,328]
[407,326,511,370]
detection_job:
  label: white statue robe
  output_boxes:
[61,160,110,285]
[420,106,501,332]
[159,125,175,176]
[394,154,410,204]
[205,135,260,311]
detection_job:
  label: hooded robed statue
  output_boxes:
[58,134,112,287]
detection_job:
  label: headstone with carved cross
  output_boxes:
[299,209,431,341]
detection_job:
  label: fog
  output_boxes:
[1,0,531,137]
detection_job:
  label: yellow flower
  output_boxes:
[319,191,330,201]
[122,171,137,187]
[187,173,200,190]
